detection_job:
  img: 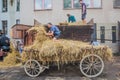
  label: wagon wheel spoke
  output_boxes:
[26,68,31,72]
[90,66,98,75]
[93,65,101,72]
[33,68,39,75]
[33,70,37,75]
[94,65,102,72]
[94,67,100,73]
[33,63,40,75]
[24,60,46,77]
[85,66,91,74]
[83,59,90,64]
[80,54,104,78]
[82,63,89,67]
[31,69,34,75]
[27,69,32,74]
[89,67,93,75]
[94,61,101,65]
[35,67,40,70]
[34,69,40,73]
[93,58,99,64]
[91,55,94,63]
[94,64,102,68]
[82,66,89,70]
[87,57,91,63]
[92,67,96,75]
[26,65,31,68]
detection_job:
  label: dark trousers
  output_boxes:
[0,56,3,61]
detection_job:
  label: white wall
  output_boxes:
[20,0,34,25]
[0,0,20,37]
[20,0,120,25]
[19,0,120,53]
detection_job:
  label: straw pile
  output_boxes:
[59,21,87,26]
[0,43,20,66]
[22,25,113,65]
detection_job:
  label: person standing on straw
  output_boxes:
[79,0,87,24]
[46,23,61,41]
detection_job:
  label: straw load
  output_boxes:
[22,25,113,65]
[59,21,87,26]
[0,43,20,66]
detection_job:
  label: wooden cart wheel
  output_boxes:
[80,54,104,78]
[24,59,44,77]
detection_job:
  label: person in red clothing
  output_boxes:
[79,0,87,24]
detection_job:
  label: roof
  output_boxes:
[11,24,33,28]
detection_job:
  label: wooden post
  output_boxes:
[118,21,120,53]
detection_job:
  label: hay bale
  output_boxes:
[2,43,20,66]
[59,21,87,26]
[68,21,85,26]
[22,25,113,65]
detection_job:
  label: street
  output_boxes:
[0,57,120,80]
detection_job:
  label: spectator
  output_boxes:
[0,33,10,52]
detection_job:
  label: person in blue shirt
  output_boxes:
[67,14,76,23]
[46,23,61,40]
[80,0,87,24]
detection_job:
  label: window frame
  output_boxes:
[112,26,117,43]
[113,0,120,9]
[2,20,8,35]
[34,0,52,11]
[100,26,105,43]
[16,19,20,24]
[16,0,20,11]
[63,0,102,10]
[2,0,8,12]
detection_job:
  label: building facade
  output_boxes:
[20,0,120,53]
[0,0,120,53]
[0,0,20,37]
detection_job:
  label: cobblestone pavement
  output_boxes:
[0,57,120,80]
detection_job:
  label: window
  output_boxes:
[16,0,20,11]
[2,20,8,34]
[112,26,116,43]
[2,0,8,12]
[64,0,80,9]
[113,0,120,8]
[34,0,52,10]
[16,19,20,24]
[100,26,105,43]
[63,0,102,9]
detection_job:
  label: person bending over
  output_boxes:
[67,14,76,23]
[46,23,61,41]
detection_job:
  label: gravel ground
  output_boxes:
[0,57,120,80]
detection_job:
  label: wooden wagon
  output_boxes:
[23,21,109,78]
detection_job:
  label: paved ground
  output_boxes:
[0,57,120,80]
